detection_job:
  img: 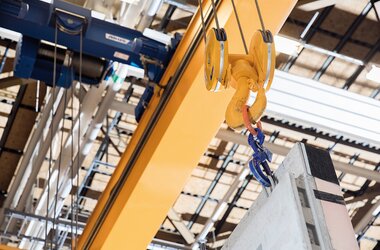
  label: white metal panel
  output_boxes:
[255,70,380,147]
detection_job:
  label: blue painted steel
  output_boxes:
[57,66,74,88]
[135,85,154,122]
[247,129,273,187]
[248,129,265,146]
[0,0,180,87]
[0,0,28,18]
[55,7,86,35]
[249,159,270,187]
[134,33,181,121]
[14,36,39,79]
[14,36,102,87]
[0,0,171,64]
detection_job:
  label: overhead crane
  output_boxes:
[0,0,365,249]
[0,0,366,249]
[1,0,349,249]
[77,0,297,249]
[0,0,298,248]
[0,0,181,248]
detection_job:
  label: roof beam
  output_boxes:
[313,2,372,81]
[167,209,195,244]
[282,6,334,72]
[353,199,380,234]
[345,186,380,204]
[344,38,380,90]
[297,0,336,11]
[0,57,14,73]
[0,83,46,206]
[0,77,34,89]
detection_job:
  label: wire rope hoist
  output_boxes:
[0,0,182,123]
[200,0,276,187]
[0,0,180,88]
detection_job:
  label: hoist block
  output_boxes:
[204,29,276,130]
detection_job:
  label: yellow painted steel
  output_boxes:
[0,245,20,250]
[205,29,229,91]
[211,30,276,130]
[226,58,268,129]
[78,0,296,249]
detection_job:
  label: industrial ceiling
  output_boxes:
[0,0,379,249]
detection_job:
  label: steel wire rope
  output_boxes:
[106,110,109,164]
[55,18,84,249]
[53,87,67,249]
[231,0,248,54]
[253,0,272,90]
[36,80,40,112]
[210,0,220,30]
[70,71,75,250]
[49,17,85,249]
[197,0,207,43]
[254,0,266,32]
[75,28,84,249]
[45,22,59,250]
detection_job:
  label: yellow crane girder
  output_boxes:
[79,0,297,249]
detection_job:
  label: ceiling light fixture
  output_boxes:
[274,35,364,65]
[274,35,302,56]
[0,27,21,41]
[371,0,380,22]
[366,65,380,83]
